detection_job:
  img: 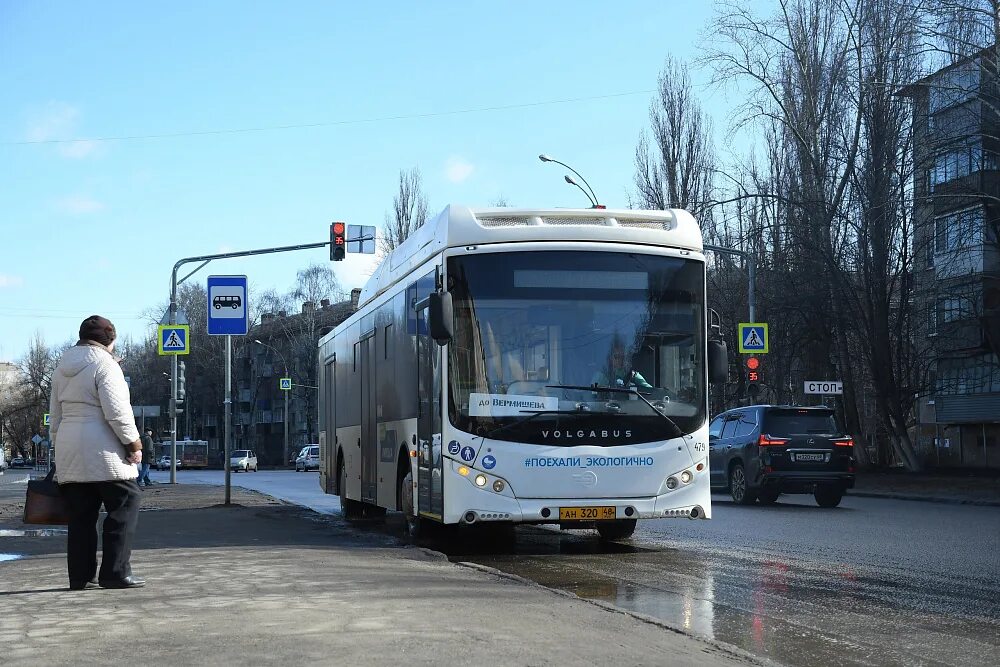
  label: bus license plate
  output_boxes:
[559,506,616,520]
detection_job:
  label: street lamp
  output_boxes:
[253,339,290,466]
[538,154,603,208]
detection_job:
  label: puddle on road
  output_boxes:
[0,553,22,561]
[0,528,67,537]
[424,526,998,667]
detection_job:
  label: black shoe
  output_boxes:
[99,575,146,589]
[69,577,99,591]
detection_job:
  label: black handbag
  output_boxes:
[23,466,70,525]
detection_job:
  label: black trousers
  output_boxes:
[60,480,140,584]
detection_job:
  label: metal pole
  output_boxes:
[284,375,289,466]
[704,243,756,322]
[225,334,232,505]
[170,354,177,484]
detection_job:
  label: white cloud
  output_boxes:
[0,274,24,289]
[444,156,475,183]
[56,195,105,214]
[25,102,102,159]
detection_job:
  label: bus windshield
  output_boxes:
[447,250,705,445]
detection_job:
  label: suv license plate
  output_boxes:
[559,506,617,520]
[796,453,825,462]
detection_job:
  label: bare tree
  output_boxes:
[926,0,999,64]
[380,167,429,255]
[633,56,715,217]
[291,263,345,305]
[706,0,938,470]
[841,0,928,469]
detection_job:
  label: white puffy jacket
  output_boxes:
[50,343,139,483]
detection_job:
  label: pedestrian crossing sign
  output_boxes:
[279,378,292,391]
[738,323,768,354]
[158,325,190,355]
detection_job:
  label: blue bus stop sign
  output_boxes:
[207,275,248,336]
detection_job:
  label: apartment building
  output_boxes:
[902,47,1000,468]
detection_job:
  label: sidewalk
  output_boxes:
[0,485,756,667]
[849,470,1000,506]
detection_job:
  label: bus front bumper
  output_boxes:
[442,463,712,524]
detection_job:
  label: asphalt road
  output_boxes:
[90,469,1000,666]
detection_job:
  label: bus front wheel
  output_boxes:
[596,519,637,541]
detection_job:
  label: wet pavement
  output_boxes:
[431,495,1000,667]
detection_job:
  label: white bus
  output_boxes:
[317,205,727,539]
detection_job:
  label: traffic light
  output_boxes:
[330,222,346,261]
[177,361,186,404]
[745,356,761,396]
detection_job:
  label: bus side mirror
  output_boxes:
[708,339,728,385]
[428,292,453,345]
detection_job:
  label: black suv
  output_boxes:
[709,405,855,507]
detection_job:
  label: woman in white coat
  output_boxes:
[50,315,145,590]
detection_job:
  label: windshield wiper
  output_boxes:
[546,384,683,439]
[480,409,588,440]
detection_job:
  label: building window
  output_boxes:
[936,354,1000,394]
[939,296,975,323]
[935,205,983,253]
[929,62,979,114]
[930,141,983,190]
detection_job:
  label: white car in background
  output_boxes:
[156,455,182,471]
[230,450,258,472]
[295,445,320,472]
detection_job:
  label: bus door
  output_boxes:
[360,330,378,504]
[416,294,443,518]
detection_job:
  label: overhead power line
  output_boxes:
[6,89,655,147]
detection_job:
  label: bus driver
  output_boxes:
[593,340,653,390]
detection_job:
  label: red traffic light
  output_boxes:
[746,356,760,370]
[331,222,347,261]
[747,370,760,383]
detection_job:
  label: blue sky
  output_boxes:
[0,1,734,362]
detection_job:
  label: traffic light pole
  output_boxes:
[168,240,331,493]
[703,244,756,322]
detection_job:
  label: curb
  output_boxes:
[847,491,1000,507]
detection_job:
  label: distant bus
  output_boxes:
[158,440,209,468]
[317,205,727,539]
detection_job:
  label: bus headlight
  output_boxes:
[492,480,505,493]
[474,474,488,487]
[666,477,678,490]
[680,470,693,484]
